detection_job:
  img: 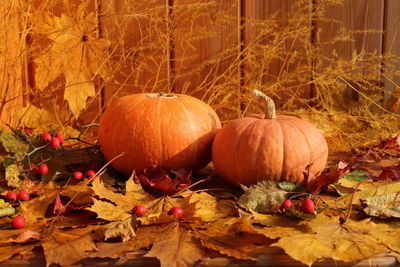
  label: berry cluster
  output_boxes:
[41,131,64,149]
[133,205,184,219]
[72,169,97,181]
[280,198,315,214]
[5,190,31,229]
[29,163,48,177]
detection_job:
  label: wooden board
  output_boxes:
[382,0,400,112]
[172,0,241,121]
[101,0,169,107]
[242,0,313,112]
[315,0,385,101]
[0,1,26,129]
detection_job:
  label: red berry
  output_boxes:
[41,132,52,143]
[133,205,147,217]
[55,132,64,144]
[168,207,184,219]
[73,171,83,181]
[38,164,48,175]
[301,199,315,213]
[280,199,293,211]
[85,170,96,180]
[17,190,30,201]
[50,137,61,149]
[29,163,39,176]
[5,191,17,202]
[11,216,26,229]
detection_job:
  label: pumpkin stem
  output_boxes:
[251,89,276,119]
[146,92,177,99]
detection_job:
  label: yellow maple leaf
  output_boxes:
[145,222,206,267]
[261,214,400,266]
[31,2,110,118]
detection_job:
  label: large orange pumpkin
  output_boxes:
[212,90,328,186]
[99,92,221,175]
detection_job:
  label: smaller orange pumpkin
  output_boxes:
[212,90,328,186]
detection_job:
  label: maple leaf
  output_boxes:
[238,180,288,213]
[91,175,155,211]
[94,218,135,242]
[31,2,110,118]
[184,191,237,222]
[89,198,131,221]
[0,243,38,263]
[9,230,41,244]
[329,180,400,209]
[135,166,192,196]
[262,214,400,266]
[137,196,186,226]
[85,241,144,263]
[41,226,100,266]
[362,192,400,218]
[192,217,269,261]
[145,222,206,267]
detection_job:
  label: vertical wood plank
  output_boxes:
[242,0,313,112]
[172,0,241,121]
[318,0,384,58]
[0,1,26,129]
[382,0,400,112]
[101,0,169,107]
[315,0,384,101]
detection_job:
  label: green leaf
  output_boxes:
[0,199,16,217]
[342,170,368,182]
[238,180,288,213]
[278,182,307,192]
[0,130,29,156]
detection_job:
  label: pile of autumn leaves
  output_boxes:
[1,130,400,266]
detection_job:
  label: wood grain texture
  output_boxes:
[382,0,400,111]
[172,0,241,120]
[101,0,169,107]
[317,0,384,59]
[0,1,26,128]
[243,0,313,111]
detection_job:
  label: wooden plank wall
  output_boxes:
[1,0,400,129]
[0,1,27,129]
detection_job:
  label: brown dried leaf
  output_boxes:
[145,222,206,267]
[193,217,268,261]
[94,218,135,242]
[88,199,131,221]
[32,6,110,118]
[328,180,400,209]
[184,192,237,222]
[86,242,143,261]
[91,175,155,212]
[11,230,41,244]
[362,193,400,218]
[41,227,99,266]
[267,214,400,266]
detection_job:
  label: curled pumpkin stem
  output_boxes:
[251,89,277,119]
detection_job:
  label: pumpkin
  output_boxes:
[212,90,328,186]
[99,92,221,175]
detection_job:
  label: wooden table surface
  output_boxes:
[2,247,397,267]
